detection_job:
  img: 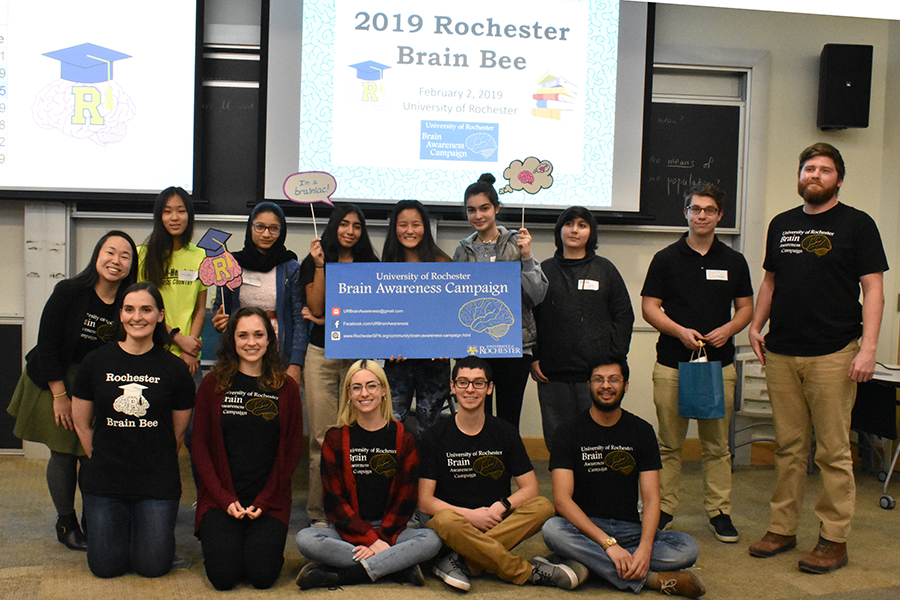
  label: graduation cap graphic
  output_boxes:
[113,383,149,417]
[43,43,131,84]
[349,60,391,81]
[196,228,243,290]
[43,43,131,112]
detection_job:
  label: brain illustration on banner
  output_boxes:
[284,172,338,206]
[197,229,242,290]
[458,298,515,341]
[499,157,554,195]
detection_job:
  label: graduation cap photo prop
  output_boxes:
[197,228,243,290]
[43,43,131,111]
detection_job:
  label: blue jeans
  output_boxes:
[542,516,699,593]
[83,493,179,578]
[295,522,442,580]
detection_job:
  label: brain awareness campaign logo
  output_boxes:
[801,234,832,256]
[458,298,515,340]
[33,43,136,146]
[473,455,505,480]
[371,453,397,478]
[113,383,150,418]
[604,450,636,475]
[246,397,279,421]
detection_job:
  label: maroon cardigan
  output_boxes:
[192,373,303,531]
[322,421,419,546]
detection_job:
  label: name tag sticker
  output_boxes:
[178,270,198,282]
[579,279,600,291]
[706,269,728,281]
[243,275,262,287]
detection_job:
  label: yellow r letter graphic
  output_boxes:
[361,82,379,102]
[212,256,231,282]
[72,86,104,125]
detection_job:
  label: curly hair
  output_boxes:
[211,306,286,393]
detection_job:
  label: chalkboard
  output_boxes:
[640,102,741,229]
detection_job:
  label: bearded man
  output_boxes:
[747,143,888,573]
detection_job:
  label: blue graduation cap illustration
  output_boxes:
[349,60,390,81]
[197,228,232,257]
[43,43,131,84]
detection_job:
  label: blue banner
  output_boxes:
[325,262,522,359]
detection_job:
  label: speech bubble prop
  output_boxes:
[499,157,554,195]
[284,171,337,206]
[196,228,243,290]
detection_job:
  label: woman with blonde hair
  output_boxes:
[295,359,441,589]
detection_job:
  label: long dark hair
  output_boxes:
[141,186,195,287]
[382,200,450,263]
[117,281,169,348]
[307,204,379,266]
[70,231,140,303]
[212,306,286,393]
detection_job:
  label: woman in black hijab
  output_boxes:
[212,202,307,384]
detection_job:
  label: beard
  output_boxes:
[591,390,625,413]
[798,178,839,205]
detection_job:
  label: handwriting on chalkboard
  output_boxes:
[641,102,740,228]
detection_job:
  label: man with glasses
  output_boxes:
[539,358,705,598]
[640,181,753,542]
[418,355,580,592]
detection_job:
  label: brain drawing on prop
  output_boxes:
[32,80,137,146]
[458,298,515,340]
[465,133,498,158]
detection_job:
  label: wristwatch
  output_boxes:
[601,537,618,550]
[499,497,512,514]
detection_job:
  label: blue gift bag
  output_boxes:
[678,347,725,419]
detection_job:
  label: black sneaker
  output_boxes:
[659,510,674,530]
[392,564,426,586]
[529,557,580,589]
[296,562,343,590]
[709,511,739,543]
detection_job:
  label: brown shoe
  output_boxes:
[798,537,848,573]
[749,532,797,558]
[655,571,706,598]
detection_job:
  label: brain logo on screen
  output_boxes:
[33,43,137,146]
[458,298,515,341]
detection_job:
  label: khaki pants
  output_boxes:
[303,344,353,521]
[427,496,554,585]
[653,362,736,518]
[765,341,858,543]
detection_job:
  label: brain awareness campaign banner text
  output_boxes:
[325,262,522,359]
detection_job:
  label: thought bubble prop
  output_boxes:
[499,157,554,195]
[458,298,515,341]
[283,171,338,237]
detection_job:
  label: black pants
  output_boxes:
[483,356,531,430]
[198,509,288,590]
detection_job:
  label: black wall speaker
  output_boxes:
[817,44,873,131]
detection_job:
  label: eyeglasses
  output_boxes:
[349,381,382,394]
[452,378,489,389]
[687,205,719,216]
[589,376,624,385]
[252,222,282,235]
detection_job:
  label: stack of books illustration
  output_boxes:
[531,71,577,120]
